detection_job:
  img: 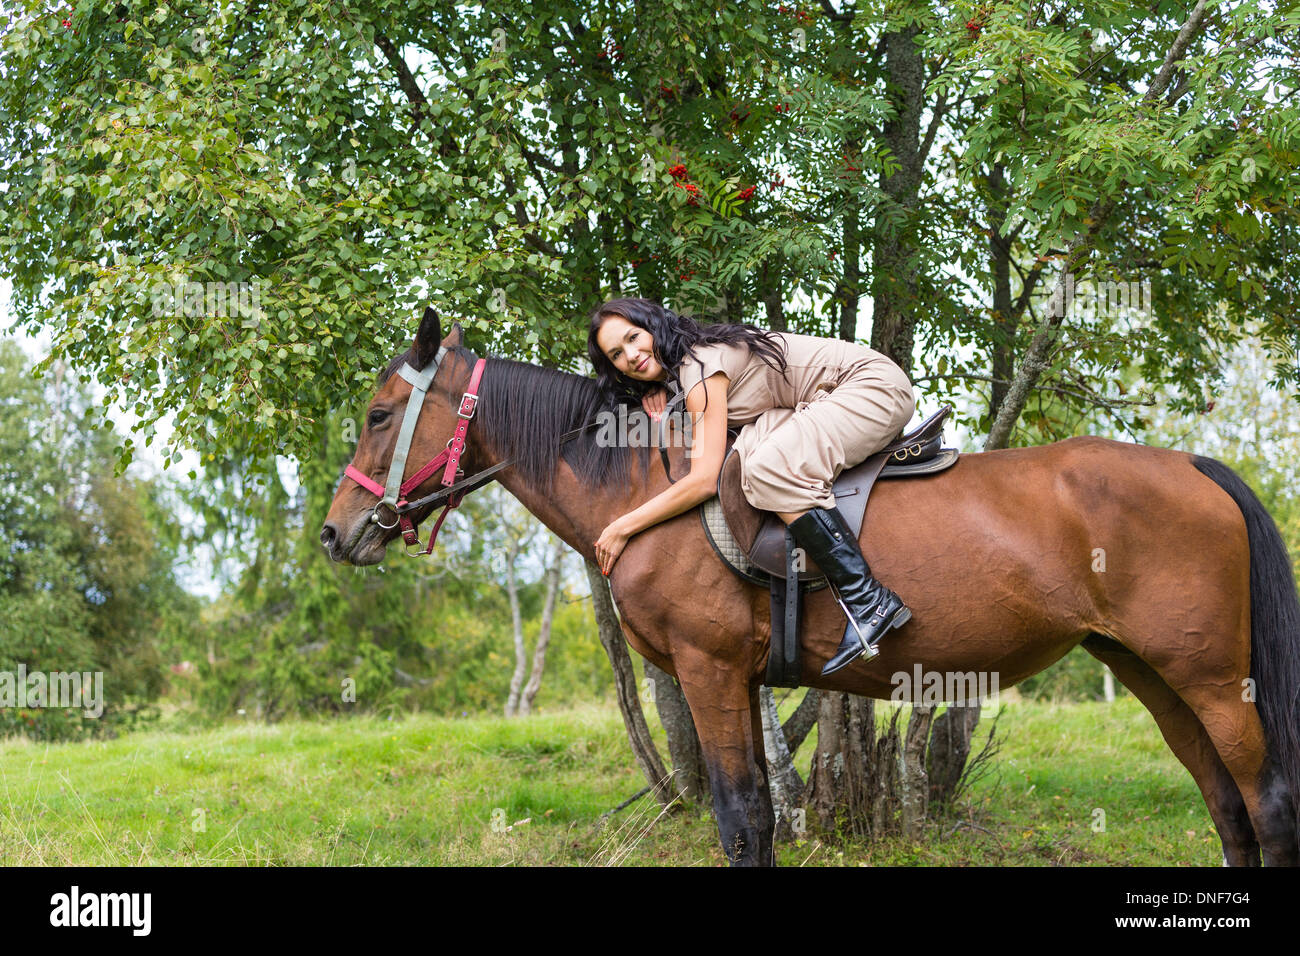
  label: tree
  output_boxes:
[519,532,567,716]
[0,340,200,738]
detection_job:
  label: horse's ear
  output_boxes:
[412,306,442,369]
[444,321,463,348]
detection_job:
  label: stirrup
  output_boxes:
[821,587,911,675]
[833,588,880,662]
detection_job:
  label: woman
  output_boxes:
[588,297,916,676]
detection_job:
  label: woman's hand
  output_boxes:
[641,386,667,421]
[594,517,633,576]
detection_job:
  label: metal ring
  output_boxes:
[371,505,399,530]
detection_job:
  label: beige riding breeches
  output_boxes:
[733,358,914,513]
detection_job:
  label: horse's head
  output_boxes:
[320,306,475,565]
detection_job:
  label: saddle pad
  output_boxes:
[700,495,827,590]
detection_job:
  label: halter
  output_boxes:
[342,347,491,557]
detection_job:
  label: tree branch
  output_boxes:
[983,0,1210,451]
[374,33,456,158]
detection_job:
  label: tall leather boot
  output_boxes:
[786,506,911,676]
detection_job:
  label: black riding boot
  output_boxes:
[786,506,911,676]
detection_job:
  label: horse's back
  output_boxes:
[856,435,1246,654]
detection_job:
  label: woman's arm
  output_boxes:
[620,372,728,532]
[593,373,729,574]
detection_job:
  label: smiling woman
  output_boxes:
[586,297,915,674]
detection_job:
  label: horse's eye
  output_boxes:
[367,410,390,428]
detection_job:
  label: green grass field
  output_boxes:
[0,695,1223,866]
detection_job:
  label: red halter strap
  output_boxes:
[343,357,487,556]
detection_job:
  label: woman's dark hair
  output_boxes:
[587,298,788,412]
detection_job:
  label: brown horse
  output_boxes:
[321,309,1300,866]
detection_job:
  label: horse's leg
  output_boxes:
[675,659,775,866]
[1174,683,1299,866]
[1117,623,1299,866]
[1080,635,1260,866]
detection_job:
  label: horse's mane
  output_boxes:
[379,345,655,496]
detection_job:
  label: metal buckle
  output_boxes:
[458,393,478,419]
[893,441,923,462]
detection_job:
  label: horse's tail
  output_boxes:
[1192,455,1300,833]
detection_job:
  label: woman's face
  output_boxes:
[595,315,668,383]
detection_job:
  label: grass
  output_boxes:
[0,695,1224,866]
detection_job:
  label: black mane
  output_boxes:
[379,345,655,496]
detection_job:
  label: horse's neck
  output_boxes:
[485,442,656,564]
[464,362,668,561]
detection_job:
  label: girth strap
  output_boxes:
[765,526,803,688]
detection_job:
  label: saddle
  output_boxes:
[698,404,960,687]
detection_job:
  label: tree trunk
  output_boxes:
[782,688,820,753]
[760,686,804,841]
[900,704,933,837]
[583,559,676,807]
[503,535,526,717]
[869,25,925,373]
[986,163,1017,420]
[644,659,709,802]
[807,691,901,839]
[926,702,982,811]
[835,137,862,342]
[520,535,565,716]
[759,255,787,332]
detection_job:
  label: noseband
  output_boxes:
[343,347,499,557]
